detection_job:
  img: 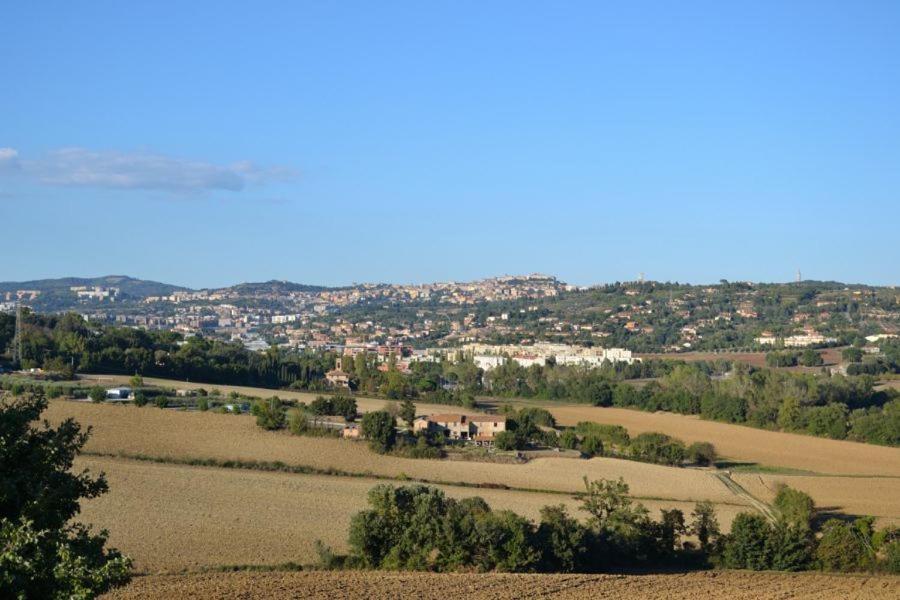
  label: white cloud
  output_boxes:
[0,147,294,193]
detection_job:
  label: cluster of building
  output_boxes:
[70,286,119,301]
[755,328,838,348]
[460,342,635,370]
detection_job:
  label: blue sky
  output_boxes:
[2,1,898,288]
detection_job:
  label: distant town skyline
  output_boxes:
[3,2,900,287]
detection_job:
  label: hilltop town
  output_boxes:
[2,275,897,357]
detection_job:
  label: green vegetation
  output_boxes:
[0,392,131,597]
[337,477,899,574]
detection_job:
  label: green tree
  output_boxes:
[128,374,143,389]
[536,505,588,572]
[251,396,286,430]
[399,398,416,428]
[360,410,396,453]
[722,513,770,570]
[0,393,131,597]
[690,501,720,551]
[88,386,106,403]
[686,442,716,466]
[816,518,875,571]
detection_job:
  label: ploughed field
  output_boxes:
[102,570,900,600]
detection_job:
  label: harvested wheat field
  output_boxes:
[732,473,900,526]
[101,570,900,600]
[78,374,900,476]
[48,401,745,505]
[76,456,745,573]
[534,404,900,477]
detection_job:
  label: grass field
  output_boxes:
[635,347,845,369]
[102,570,900,599]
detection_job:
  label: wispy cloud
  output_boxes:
[0,146,294,193]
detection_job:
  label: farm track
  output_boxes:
[712,472,778,522]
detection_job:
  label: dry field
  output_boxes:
[79,374,900,476]
[102,570,900,600]
[77,455,745,573]
[733,473,900,526]
[47,401,745,505]
[529,405,900,477]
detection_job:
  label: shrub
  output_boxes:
[629,432,686,466]
[579,434,603,457]
[196,396,209,411]
[686,442,716,466]
[252,396,286,430]
[133,390,147,407]
[558,430,579,450]
[89,386,106,403]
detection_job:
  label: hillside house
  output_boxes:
[413,413,506,445]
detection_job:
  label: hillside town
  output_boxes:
[1,275,898,356]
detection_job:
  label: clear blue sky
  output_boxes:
[2,1,898,288]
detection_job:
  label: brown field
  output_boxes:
[79,374,900,477]
[733,473,900,526]
[47,401,746,505]
[77,455,745,573]
[524,404,900,477]
[102,570,900,600]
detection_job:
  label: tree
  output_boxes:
[579,477,633,528]
[88,386,106,403]
[773,486,814,527]
[765,521,813,571]
[360,410,396,453]
[721,513,770,570]
[252,396,286,430]
[690,501,720,551]
[800,350,823,367]
[816,518,875,571]
[493,430,523,451]
[133,390,147,407]
[686,442,716,466]
[128,374,143,389]
[536,505,588,572]
[0,393,131,597]
[579,434,603,457]
[399,398,416,429]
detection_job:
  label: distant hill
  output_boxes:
[0,275,189,298]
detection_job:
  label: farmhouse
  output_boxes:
[413,413,506,445]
